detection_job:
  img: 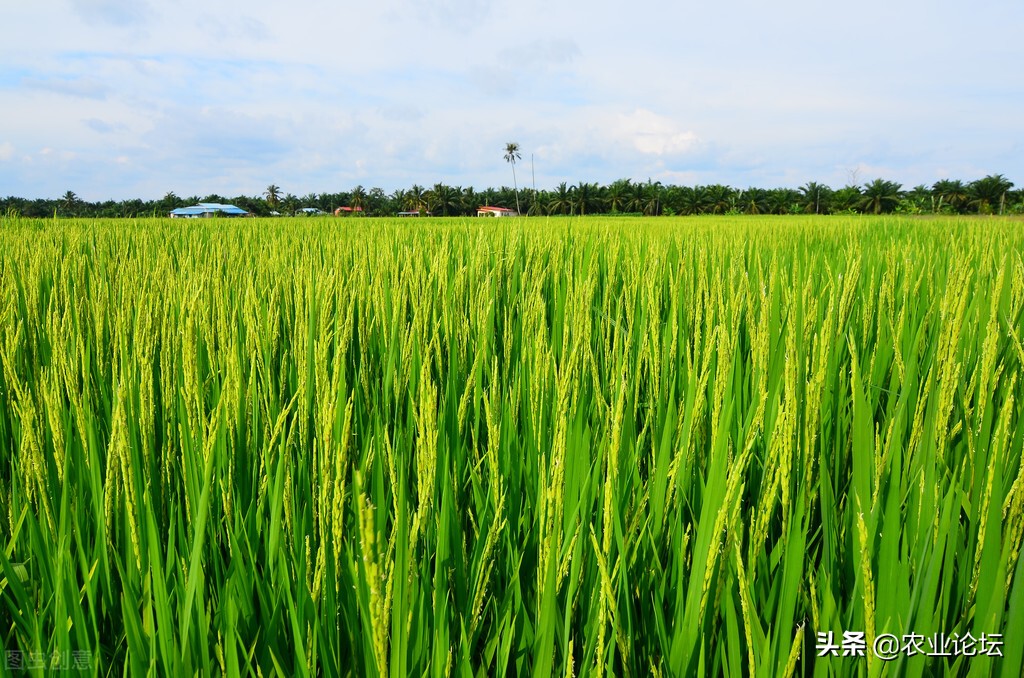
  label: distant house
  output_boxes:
[170,203,249,218]
[397,210,430,217]
[334,206,364,216]
[298,207,326,215]
[477,206,518,217]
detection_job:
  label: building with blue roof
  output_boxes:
[169,203,249,218]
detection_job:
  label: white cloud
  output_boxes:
[0,142,14,161]
[615,109,699,156]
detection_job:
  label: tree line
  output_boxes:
[2,174,1019,219]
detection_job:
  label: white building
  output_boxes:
[477,205,518,217]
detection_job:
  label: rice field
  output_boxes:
[0,215,1023,677]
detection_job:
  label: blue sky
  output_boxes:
[2,0,1022,200]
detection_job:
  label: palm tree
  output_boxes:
[763,188,794,215]
[644,180,665,215]
[858,179,902,214]
[476,188,497,212]
[547,182,572,215]
[457,186,475,216]
[626,181,647,214]
[799,182,831,214]
[503,142,522,215]
[932,179,969,214]
[428,183,460,216]
[705,184,734,214]
[282,193,299,216]
[350,185,367,212]
[527,195,546,216]
[738,188,769,215]
[968,174,1014,214]
[607,179,632,213]
[404,184,427,212]
[264,185,281,209]
[831,185,862,213]
[571,182,598,216]
[902,185,931,214]
[158,191,184,214]
[61,190,80,216]
[678,186,708,215]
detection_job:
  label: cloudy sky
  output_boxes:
[2,0,1022,200]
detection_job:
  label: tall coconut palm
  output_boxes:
[503,142,522,215]
[264,185,281,209]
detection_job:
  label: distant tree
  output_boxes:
[61,190,80,217]
[644,180,665,215]
[738,188,769,215]
[571,182,599,216]
[899,185,932,214]
[625,181,647,214]
[858,179,902,214]
[119,198,145,218]
[527,193,546,216]
[460,186,478,216]
[264,185,281,209]
[231,196,265,215]
[547,182,572,215]
[404,184,426,212]
[282,193,299,215]
[968,174,1014,214]
[158,191,184,214]
[428,183,459,216]
[504,142,522,215]
[1008,188,1024,215]
[677,186,707,215]
[705,184,735,215]
[366,187,387,215]
[495,186,518,211]
[932,179,969,214]
[799,182,831,214]
[349,185,367,212]
[831,185,862,213]
[607,179,631,213]
[300,193,322,211]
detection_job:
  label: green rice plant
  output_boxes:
[0,215,1021,676]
